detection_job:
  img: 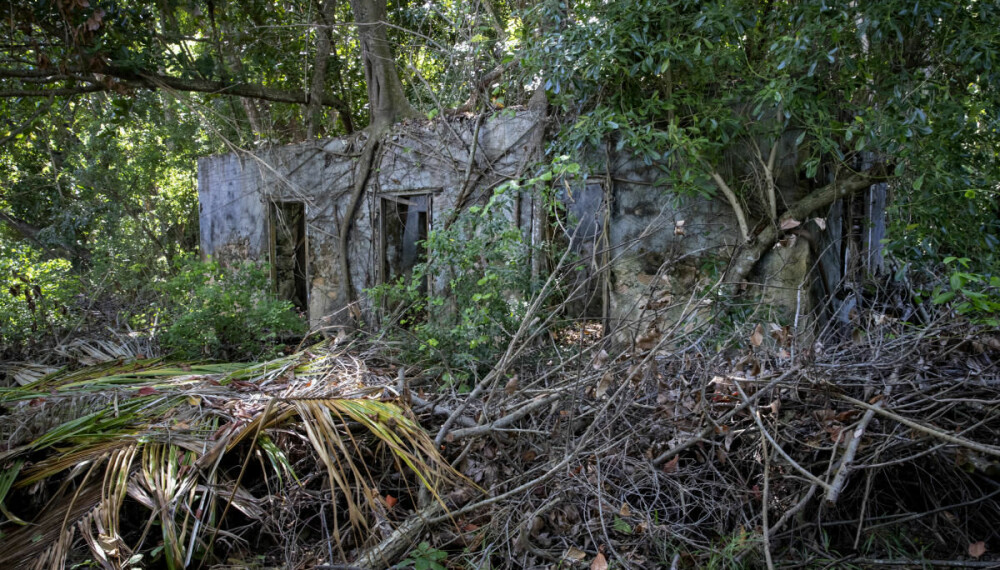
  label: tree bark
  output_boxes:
[348,0,415,129]
[307,0,339,139]
[335,0,416,321]
[0,209,85,261]
[0,67,346,109]
[725,171,877,287]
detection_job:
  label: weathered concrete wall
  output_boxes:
[197,153,268,264]
[603,155,740,343]
[198,111,543,328]
[199,111,839,343]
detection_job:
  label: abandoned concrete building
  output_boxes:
[197,110,881,339]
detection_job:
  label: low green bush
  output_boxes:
[926,257,1000,325]
[158,256,306,360]
[0,241,81,356]
[369,188,533,380]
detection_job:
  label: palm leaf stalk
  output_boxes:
[0,340,464,569]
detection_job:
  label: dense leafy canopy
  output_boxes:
[530,0,999,248]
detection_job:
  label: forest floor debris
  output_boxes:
[2,318,999,569]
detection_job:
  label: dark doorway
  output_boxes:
[381,194,430,287]
[270,201,307,312]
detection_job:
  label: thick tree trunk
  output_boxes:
[307,0,339,138]
[348,0,415,129]
[336,0,416,319]
[0,210,87,262]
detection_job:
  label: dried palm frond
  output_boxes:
[0,341,463,569]
[0,362,60,386]
[53,338,144,366]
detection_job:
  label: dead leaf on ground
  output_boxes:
[769,323,790,345]
[969,541,986,558]
[504,375,519,395]
[663,455,680,474]
[619,503,632,517]
[750,324,764,347]
[592,349,609,370]
[595,372,613,398]
[591,552,608,570]
[813,217,827,230]
[715,446,728,465]
[636,326,661,351]
[814,409,837,422]
[564,547,587,562]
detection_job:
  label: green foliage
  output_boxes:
[0,241,80,355]
[396,542,447,570]
[158,257,305,361]
[927,257,1000,325]
[521,0,1000,326]
[370,188,532,376]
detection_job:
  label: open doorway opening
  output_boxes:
[380,194,430,290]
[269,201,307,312]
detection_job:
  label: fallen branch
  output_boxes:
[445,392,564,440]
[409,394,477,428]
[836,393,1000,459]
[352,503,443,569]
[826,384,892,505]
[652,366,801,465]
[734,378,833,493]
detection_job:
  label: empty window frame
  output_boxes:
[269,201,308,312]
[380,194,431,288]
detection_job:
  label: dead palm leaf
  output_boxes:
[0,341,466,568]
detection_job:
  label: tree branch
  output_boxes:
[0,209,81,260]
[710,171,750,243]
[0,97,54,146]
[725,170,878,287]
[0,66,346,108]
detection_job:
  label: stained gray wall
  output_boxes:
[198,111,544,328]
[199,111,807,341]
[197,152,268,264]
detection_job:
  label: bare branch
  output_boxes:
[710,171,750,243]
[0,66,346,108]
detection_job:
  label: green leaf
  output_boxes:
[932,291,955,305]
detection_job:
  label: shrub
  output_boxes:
[370,188,533,378]
[0,241,81,357]
[158,257,306,360]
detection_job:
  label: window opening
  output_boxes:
[269,201,307,312]
[381,194,430,291]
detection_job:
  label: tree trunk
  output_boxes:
[348,0,415,130]
[307,0,339,138]
[0,210,87,262]
[725,171,877,287]
[336,0,416,319]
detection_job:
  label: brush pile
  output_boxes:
[2,317,999,569]
[416,317,1000,569]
